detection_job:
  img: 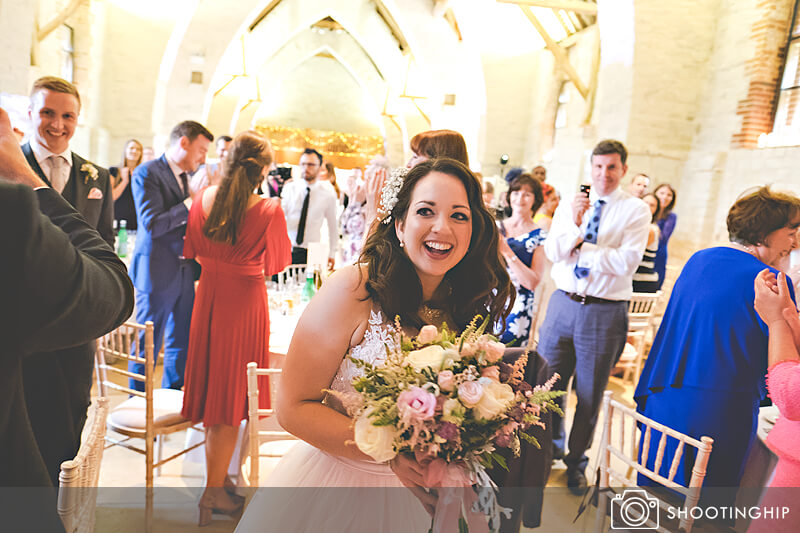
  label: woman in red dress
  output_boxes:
[181,131,291,525]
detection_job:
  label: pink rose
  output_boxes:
[397,386,436,421]
[457,381,484,407]
[481,366,500,382]
[417,325,439,344]
[460,342,477,357]
[438,370,455,392]
[483,339,505,363]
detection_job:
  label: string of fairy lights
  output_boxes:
[255,123,385,160]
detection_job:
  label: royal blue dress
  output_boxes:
[498,226,546,347]
[634,247,796,509]
[654,212,676,289]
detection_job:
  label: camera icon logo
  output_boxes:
[611,489,660,529]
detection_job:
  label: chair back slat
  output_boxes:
[95,321,153,393]
[641,425,652,466]
[58,397,109,533]
[276,264,307,288]
[668,440,684,482]
[653,431,667,474]
[596,391,714,533]
[245,362,297,486]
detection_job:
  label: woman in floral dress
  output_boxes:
[498,174,547,347]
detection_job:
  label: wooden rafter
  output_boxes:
[37,0,82,42]
[519,5,589,100]
[374,0,411,53]
[398,57,431,126]
[496,0,597,15]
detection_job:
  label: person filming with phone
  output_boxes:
[537,139,650,494]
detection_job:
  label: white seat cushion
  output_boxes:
[618,342,637,363]
[108,388,188,431]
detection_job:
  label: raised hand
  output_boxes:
[364,166,387,223]
[0,107,45,188]
[571,191,590,227]
[754,269,793,326]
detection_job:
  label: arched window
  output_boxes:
[773,0,800,136]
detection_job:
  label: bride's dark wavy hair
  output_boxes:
[203,131,272,245]
[359,158,514,332]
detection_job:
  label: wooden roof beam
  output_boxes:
[37,0,81,42]
[497,0,597,16]
[519,5,589,100]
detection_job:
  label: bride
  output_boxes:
[235,158,513,532]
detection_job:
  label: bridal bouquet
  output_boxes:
[344,316,563,532]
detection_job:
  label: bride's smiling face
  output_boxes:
[395,171,472,293]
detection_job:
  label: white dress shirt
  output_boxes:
[30,140,72,193]
[281,178,338,258]
[543,187,650,301]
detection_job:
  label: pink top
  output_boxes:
[765,360,800,462]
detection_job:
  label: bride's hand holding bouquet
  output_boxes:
[340,317,563,532]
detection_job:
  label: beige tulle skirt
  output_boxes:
[235,442,431,532]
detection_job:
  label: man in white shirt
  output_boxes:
[538,139,650,494]
[281,148,337,269]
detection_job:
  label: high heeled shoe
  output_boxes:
[198,490,244,527]
[223,475,245,505]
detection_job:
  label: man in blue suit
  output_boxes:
[129,120,213,390]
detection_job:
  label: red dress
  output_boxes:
[181,197,291,426]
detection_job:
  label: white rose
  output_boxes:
[474,382,515,420]
[442,398,466,423]
[406,344,446,372]
[441,348,461,369]
[354,415,397,463]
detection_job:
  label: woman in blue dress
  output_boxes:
[635,186,800,513]
[498,174,547,347]
[653,183,677,289]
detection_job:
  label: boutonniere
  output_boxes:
[81,163,99,184]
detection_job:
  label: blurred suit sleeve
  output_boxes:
[0,184,133,531]
[12,187,134,355]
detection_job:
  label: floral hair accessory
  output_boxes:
[379,166,409,224]
[81,163,99,184]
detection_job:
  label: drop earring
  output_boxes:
[399,241,405,248]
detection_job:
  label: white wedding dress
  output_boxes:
[235,310,431,532]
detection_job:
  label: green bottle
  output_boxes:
[302,268,316,302]
[117,219,128,257]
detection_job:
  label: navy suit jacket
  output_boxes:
[21,141,114,247]
[130,154,190,294]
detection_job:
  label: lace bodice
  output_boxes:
[329,310,396,396]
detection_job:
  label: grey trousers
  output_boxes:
[537,289,628,473]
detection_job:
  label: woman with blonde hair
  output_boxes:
[180,130,292,526]
[110,139,143,230]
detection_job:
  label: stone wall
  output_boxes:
[674,0,795,259]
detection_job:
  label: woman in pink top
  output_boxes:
[750,270,800,533]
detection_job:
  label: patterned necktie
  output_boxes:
[296,186,311,246]
[179,172,190,199]
[574,199,606,279]
[49,155,68,193]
